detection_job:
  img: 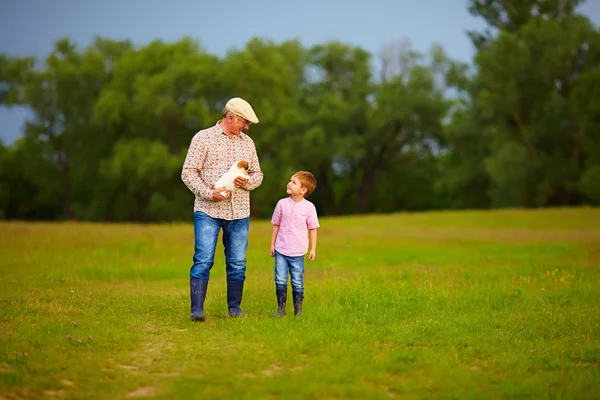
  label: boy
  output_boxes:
[270,171,320,317]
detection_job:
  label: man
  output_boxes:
[181,97,263,321]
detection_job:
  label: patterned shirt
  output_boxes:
[181,122,263,220]
[271,197,320,257]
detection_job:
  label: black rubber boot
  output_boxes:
[292,291,304,317]
[272,287,287,317]
[227,280,245,317]
[190,278,208,322]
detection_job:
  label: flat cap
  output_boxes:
[225,97,259,124]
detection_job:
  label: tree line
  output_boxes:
[1,0,598,222]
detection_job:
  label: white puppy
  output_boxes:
[213,160,250,197]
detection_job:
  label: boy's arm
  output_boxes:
[270,225,280,257]
[308,228,317,261]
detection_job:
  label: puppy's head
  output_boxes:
[237,160,249,170]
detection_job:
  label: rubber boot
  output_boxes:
[293,291,304,317]
[272,287,287,317]
[190,278,208,322]
[227,280,245,317]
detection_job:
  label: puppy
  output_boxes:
[213,160,250,197]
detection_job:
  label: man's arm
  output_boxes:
[240,142,263,191]
[181,134,213,200]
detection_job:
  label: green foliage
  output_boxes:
[466,0,584,48]
[1,1,599,221]
[443,0,600,210]
[0,137,62,220]
[578,165,600,203]
[99,138,188,222]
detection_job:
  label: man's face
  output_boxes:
[231,115,250,135]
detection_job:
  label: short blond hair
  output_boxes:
[294,171,316,197]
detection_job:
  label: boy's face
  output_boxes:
[287,175,307,197]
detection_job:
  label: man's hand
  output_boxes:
[308,248,316,261]
[270,244,275,257]
[234,176,249,188]
[212,187,230,201]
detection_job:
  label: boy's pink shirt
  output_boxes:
[271,197,320,257]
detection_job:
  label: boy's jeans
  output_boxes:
[190,211,249,281]
[274,250,304,292]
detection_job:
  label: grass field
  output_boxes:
[1,207,599,399]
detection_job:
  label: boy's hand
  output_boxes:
[270,244,275,257]
[308,248,316,261]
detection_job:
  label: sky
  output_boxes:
[1,0,599,145]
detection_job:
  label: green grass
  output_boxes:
[1,207,599,399]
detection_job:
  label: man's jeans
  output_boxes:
[190,211,249,281]
[274,250,304,292]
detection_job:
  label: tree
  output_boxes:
[1,37,133,219]
[446,0,600,208]
[474,15,600,206]
[100,138,187,222]
[467,0,584,48]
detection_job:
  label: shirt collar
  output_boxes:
[287,196,305,204]
[215,121,246,140]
